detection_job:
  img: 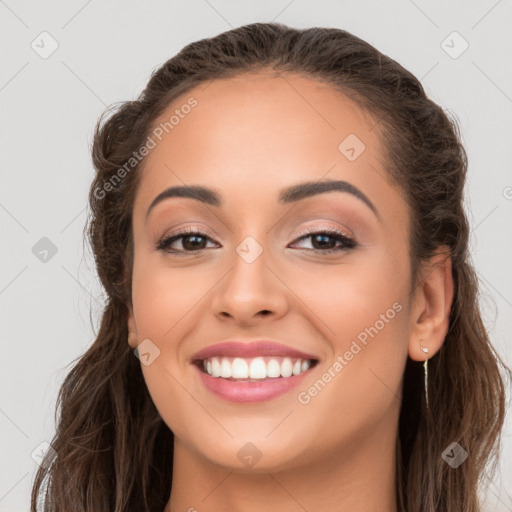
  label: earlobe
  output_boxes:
[408,247,454,361]
[127,307,138,349]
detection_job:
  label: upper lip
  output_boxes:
[191,339,320,362]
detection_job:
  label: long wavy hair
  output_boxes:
[31,22,509,512]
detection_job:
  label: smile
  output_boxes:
[193,356,319,403]
[198,356,316,380]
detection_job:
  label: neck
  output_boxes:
[164,416,399,512]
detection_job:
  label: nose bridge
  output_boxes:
[226,232,271,299]
[212,231,287,322]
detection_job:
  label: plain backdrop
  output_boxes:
[1,1,511,510]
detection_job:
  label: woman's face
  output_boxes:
[128,71,416,472]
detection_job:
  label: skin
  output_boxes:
[127,71,454,512]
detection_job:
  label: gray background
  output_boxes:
[1,1,511,510]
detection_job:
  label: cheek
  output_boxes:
[291,246,411,417]
[131,258,206,340]
[292,243,410,344]
[130,260,204,438]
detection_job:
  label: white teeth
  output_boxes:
[267,359,281,378]
[201,356,314,379]
[249,357,267,379]
[220,357,232,378]
[211,357,222,377]
[231,357,249,378]
[280,358,293,378]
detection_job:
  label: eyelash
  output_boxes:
[155,226,357,256]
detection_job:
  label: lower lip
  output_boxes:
[194,364,314,403]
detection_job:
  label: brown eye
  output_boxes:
[156,228,218,254]
[156,227,357,256]
[290,229,357,253]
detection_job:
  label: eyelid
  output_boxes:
[159,224,218,241]
[156,223,358,254]
[161,224,354,244]
[292,224,354,240]
[155,227,218,255]
[159,226,219,246]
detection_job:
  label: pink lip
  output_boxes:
[190,340,319,362]
[193,364,315,403]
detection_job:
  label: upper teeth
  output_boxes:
[202,357,312,379]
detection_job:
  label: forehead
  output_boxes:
[133,71,401,223]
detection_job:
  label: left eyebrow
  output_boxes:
[145,179,379,221]
[278,179,379,219]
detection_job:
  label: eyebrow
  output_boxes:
[145,179,379,220]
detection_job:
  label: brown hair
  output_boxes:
[31,22,509,512]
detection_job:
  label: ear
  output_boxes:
[127,305,138,349]
[408,246,454,361]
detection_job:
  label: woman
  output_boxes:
[31,22,509,512]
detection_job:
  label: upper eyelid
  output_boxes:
[293,225,353,239]
[161,226,355,247]
[164,225,352,238]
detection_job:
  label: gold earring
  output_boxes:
[421,345,429,409]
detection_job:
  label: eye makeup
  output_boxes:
[155,225,357,256]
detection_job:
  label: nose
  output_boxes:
[211,245,289,326]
